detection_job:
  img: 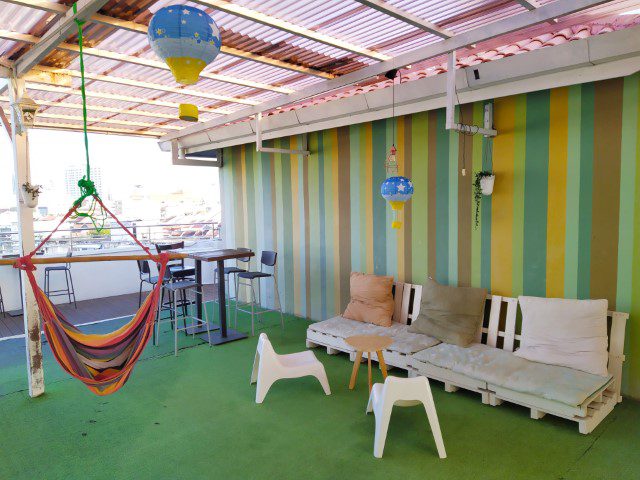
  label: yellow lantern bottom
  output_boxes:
[166,57,207,85]
[388,201,405,229]
[179,104,199,122]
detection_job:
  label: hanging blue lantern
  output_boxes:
[381,176,414,229]
[148,5,222,86]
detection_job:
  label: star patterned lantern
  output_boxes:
[381,175,414,229]
[380,69,414,230]
[148,5,222,121]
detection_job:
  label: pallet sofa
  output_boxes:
[305,282,628,434]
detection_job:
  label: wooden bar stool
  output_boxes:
[345,335,393,392]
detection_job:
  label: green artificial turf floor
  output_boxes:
[0,306,639,480]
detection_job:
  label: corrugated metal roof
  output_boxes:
[0,0,639,138]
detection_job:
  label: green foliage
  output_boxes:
[474,170,493,229]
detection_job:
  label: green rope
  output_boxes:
[71,3,105,232]
[72,2,97,207]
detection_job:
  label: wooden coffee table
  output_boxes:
[345,334,393,392]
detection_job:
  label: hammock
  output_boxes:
[13,9,169,395]
[15,197,170,395]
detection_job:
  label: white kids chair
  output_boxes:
[250,333,331,403]
[366,375,446,459]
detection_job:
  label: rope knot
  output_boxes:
[157,252,170,266]
[74,177,97,207]
[13,256,36,272]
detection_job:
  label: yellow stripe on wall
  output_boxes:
[546,87,569,297]
[491,97,516,296]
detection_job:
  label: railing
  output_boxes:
[0,222,222,257]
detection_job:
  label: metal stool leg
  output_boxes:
[173,289,179,356]
[273,275,284,330]
[67,268,77,308]
[250,281,258,336]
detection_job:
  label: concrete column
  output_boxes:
[9,77,44,397]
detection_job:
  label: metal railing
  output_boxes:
[0,221,222,257]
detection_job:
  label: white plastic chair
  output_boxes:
[366,375,446,459]
[250,333,331,403]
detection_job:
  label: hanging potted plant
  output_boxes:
[474,171,495,228]
[21,182,42,209]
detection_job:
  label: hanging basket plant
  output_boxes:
[21,182,42,209]
[474,171,494,229]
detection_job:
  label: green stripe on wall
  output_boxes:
[372,120,387,275]
[411,112,429,284]
[523,90,550,297]
[565,85,582,298]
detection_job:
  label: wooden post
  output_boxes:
[9,77,45,397]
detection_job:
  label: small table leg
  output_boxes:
[367,353,372,392]
[377,350,388,379]
[349,351,362,390]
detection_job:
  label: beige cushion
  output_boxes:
[408,278,487,346]
[514,296,609,376]
[412,343,611,407]
[343,272,394,327]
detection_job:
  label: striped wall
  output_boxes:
[222,73,640,398]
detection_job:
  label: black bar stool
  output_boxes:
[235,250,284,336]
[44,250,77,308]
[136,260,158,307]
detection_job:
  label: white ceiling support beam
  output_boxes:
[0,30,290,97]
[355,0,453,38]
[192,0,390,61]
[445,51,456,130]
[163,0,612,145]
[181,25,640,152]
[0,95,180,121]
[34,112,180,130]
[25,83,231,115]
[31,66,260,106]
[445,51,496,136]
[28,120,163,136]
[14,0,110,77]
[514,0,542,10]
[255,111,309,156]
[4,0,334,79]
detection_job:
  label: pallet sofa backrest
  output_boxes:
[478,295,629,401]
[391,281,423,325]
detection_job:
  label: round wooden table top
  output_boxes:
[345,334,393,352]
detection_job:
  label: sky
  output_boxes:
[0,127,220,220]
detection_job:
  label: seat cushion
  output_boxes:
[309,318,439,355]
[342,272,394,327]
[238,271,271,280]
[45,265,69,272]
[515,296,609,376]
[383,324,440,354]
[308,316,379,339]
[412,343,611,407]
[215,266,246,275]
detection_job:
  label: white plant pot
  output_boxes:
[480,175,495,196]
[21,185,39,208]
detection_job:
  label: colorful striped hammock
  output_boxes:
[14,196,169,395]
